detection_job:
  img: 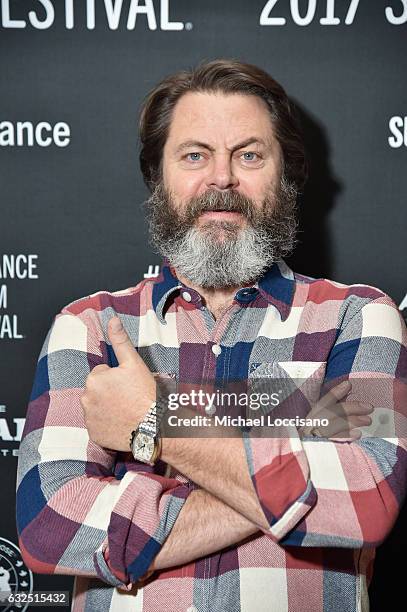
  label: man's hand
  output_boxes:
[299,380,373,440]
[81,316,156,451]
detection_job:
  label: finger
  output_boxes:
[319,414,372,438]
[311,380,352,415]
[336,401,373,416]
[107,316,139,366]
[331,428,362,440]
[310,401,373,422]
[348,414,372,426]
[311,421,362,440]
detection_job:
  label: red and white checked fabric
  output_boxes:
[16,260,407,611]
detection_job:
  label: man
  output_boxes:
[16,60,407,611]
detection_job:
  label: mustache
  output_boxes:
[180,190,257,223]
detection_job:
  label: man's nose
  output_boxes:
[205,155,239,191]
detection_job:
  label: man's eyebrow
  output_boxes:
[174,137,268,154]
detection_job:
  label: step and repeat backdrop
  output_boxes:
[1,1,406,610]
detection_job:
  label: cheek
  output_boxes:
[184,175,206,193]
[238,176,266,201]
[240,164,281,198]
[170,172,205,199]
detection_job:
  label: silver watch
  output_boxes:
[130,401,167,465]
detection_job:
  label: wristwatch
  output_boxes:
[130,400,167,465]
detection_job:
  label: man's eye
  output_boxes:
[186,152,203,162]
[241,151,259,161]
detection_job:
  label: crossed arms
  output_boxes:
[16,291,407,587]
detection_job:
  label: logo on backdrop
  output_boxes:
[144,264,160,278]
[0,0,193,31]
[0,538,33,612]
[1,254,40,339]
[2,1,407,31]
[259,0,407,26]
[0,406,24,459]
[0,122,70,148]
[388,116,407,148]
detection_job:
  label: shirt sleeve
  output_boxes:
[16,302,192,586]
[243,292,407,548]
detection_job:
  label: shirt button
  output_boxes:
[182,291,192,302]
[211,344,222,356]
[187,607,198,612]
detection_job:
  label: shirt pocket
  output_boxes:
[249,360,327,379]
[248,361,327,416]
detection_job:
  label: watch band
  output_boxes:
[137,401,167,431]
[129,399,167,464]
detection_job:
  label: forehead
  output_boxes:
[165,91,276,148]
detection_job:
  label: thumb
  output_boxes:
[108,316,138,366]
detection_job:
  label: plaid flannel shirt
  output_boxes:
[16,259,407,612]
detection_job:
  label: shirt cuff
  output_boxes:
[94,473,193,584]
[243,433,317,541]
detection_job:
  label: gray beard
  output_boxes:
[145,176,298,288]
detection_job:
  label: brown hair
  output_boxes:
[139,59,307,192]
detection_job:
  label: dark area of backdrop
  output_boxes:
[1,1,406,610]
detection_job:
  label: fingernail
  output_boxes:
[111,317,123,332]
[358,416,372,424]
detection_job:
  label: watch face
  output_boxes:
[132,432,155,462]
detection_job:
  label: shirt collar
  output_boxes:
[152,260,184,324]
[152,258,295,324]
[256,259,295,322]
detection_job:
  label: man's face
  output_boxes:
[146,91,298,288]
[162,92,283,230]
